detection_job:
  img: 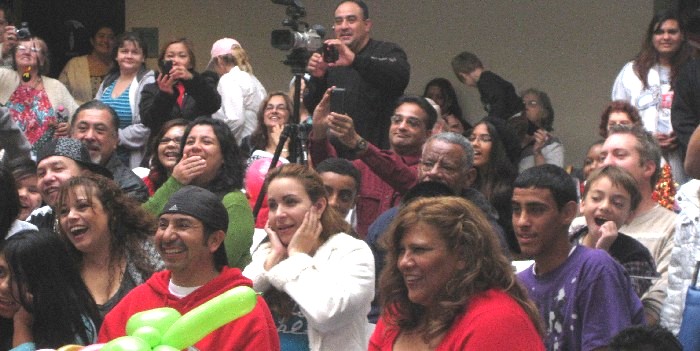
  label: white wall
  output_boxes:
[126,0,652,167]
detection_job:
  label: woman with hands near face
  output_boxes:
[243,164,375,351]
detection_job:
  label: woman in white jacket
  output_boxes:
[208,38,266,144]
[243,163,374,351]
[96,32,155,168]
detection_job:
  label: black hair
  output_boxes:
[395,95,438,131]
[203,224,228,271]
[513,164,577,210]
[179,117,245,197]
[71,100,120,136]
[107,32,148,75]
[0,163,19,236]
[608,325,682,351]
[2,230,101,348]
[422,77,464,120]
[336,0,369,19]
[400,181,454,206]
[315,157,361,193]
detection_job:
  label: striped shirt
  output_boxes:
[100,80,132,129]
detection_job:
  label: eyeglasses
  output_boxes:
[159,137,182,145]
[390,114,424,128]
[467,134,492,143]
[16,45,39,53]
[265,104,288,112]
[524,100,539,107]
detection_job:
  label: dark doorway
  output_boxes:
[8,0,125,77]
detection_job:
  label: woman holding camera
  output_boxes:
[208,38,266,144]
[517,88,564,173]
[139,38,221,136]
[0,35,78,156]
[96,32,155,168]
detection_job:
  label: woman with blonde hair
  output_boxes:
[370,196,544,350]
[208,38,266,143]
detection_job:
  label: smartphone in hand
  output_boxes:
[330,87,346,115]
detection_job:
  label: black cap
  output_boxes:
[160,186,228,232]
[36,138,112,179]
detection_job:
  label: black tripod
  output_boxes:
[252,48,312,220]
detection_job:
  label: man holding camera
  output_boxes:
[305,0,409,150]
[0,4,17,68]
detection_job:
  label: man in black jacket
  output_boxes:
[305,0,410,150]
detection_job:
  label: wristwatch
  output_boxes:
[354,137,368,154]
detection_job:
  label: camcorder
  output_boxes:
[270,0,329,55]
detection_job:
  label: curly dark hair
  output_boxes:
[55,174,158,290]
[179,117,245,197]
[379,196,543,343]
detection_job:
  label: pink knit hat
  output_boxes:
[210,38,241,58]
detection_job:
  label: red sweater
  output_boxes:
[98,267,280,350]
[369,289,545,351]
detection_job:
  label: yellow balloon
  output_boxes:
[57,346,84,351]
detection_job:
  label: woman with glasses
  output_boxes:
[142,118,190,195]
[517,88,564,172]
[0,35,78,157]
[240,91,294,164]
[612,10,691,185]
[468,118,520,254]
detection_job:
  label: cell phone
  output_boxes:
[160,60,173,75]
[322,43,339,63]
[330,87,345,114]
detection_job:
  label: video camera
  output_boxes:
[270,0,326,52]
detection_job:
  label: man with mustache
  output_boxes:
[304,0,409,150]
[310,94,436,238]
[99,186,279,350]
[69,100,148,202]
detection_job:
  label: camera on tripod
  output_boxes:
[270,0,327,52]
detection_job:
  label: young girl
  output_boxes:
[0,229,100,350]
[571,165,657,297]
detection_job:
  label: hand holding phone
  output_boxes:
[160,60,173,75]
[330,87,346,115]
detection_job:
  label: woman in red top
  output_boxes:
[371,196,545,350]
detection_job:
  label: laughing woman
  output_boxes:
[142,117,254,269]
[370,196,544,350]
[0,229,101,350]
[56,174,162,316]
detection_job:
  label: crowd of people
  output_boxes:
[1,0,700,350]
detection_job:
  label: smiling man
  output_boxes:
[304,0,409,150]
[70,100,148,202]
[99,186,279,350]
[310,95,436,238]
[514,165,643,351]
[28,138,111,231]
